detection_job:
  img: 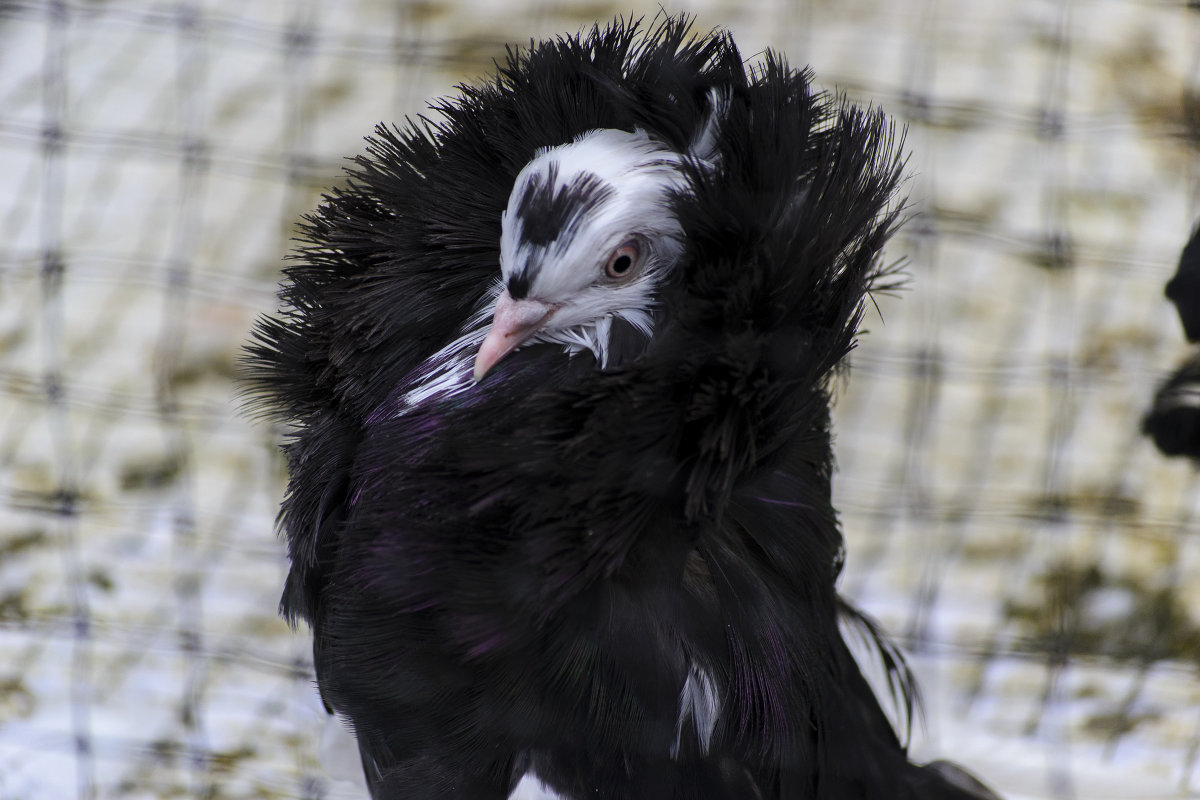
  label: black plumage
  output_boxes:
[244,16,999,800]
[1144,351,1200,458]
[1166,223,1200,342]
[1146,223,1200,459]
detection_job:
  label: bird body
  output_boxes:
[245,16,999,800]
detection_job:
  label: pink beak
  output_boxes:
[473,290,557,381]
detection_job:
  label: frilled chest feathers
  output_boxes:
[474,129,689,379]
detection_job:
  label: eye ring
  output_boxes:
[604,239,642,281]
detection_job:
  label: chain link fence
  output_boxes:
[1,1,1198,798]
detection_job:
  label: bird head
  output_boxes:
[474,128,689,380]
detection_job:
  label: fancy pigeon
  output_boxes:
[1166,223,1200,342]
[1146,223,1200,459]
[244,16,1000,800]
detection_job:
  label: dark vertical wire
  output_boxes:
[873,0,942,649]
[1180,479,1200,794]
[1100,467,1200,762]
[838,7,920,594]
[283,0,315,193]
[952,32,1078,726]
[1189,2,1200,215]
[956,294,1059,710]
[528,0,551,49]
[159,0,210,796]
[39,2,94,798]
[939,8,1082,779]
[906,30,1053,726]
[394,0,426,127]
[1168,9,1200,794]
[1080,15,1200,763]
[1176,7,1200,796]
[1188,8,1200,790]
[906,9,1082,794]
[279,3,321,797]
[1029,2,1077,798]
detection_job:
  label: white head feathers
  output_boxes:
[494,128,690,367]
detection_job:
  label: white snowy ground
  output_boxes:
[0,1,1198,798]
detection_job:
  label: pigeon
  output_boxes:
[1165,223,1200,343]
[244,15,1001,800]
[1146,223,1200,459]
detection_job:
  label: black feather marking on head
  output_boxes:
[515,162,616,248]
[507,270,532,300]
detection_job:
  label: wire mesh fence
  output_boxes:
[0,1,1198,798]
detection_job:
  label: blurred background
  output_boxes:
[1,0,1198,798]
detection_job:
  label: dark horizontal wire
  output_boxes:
[0,371,266,422]
[0,220,1174,299]
[0,518,285,564]
[0,338,1174,435]
[7,608,1169,680]
[0,614,1023,668]
[840,504,1192,541]
[0,119,349,183]
[8,480,1189,553]
[0,0,506,67]
[0,726,315,780]
[7,479,278,530]
[0,359,1169,440]
[0,254,280,307]
[0,94,1182,171]
[847,353,1177,385]
[0,618,307,670]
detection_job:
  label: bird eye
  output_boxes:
[604,240,641,280]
